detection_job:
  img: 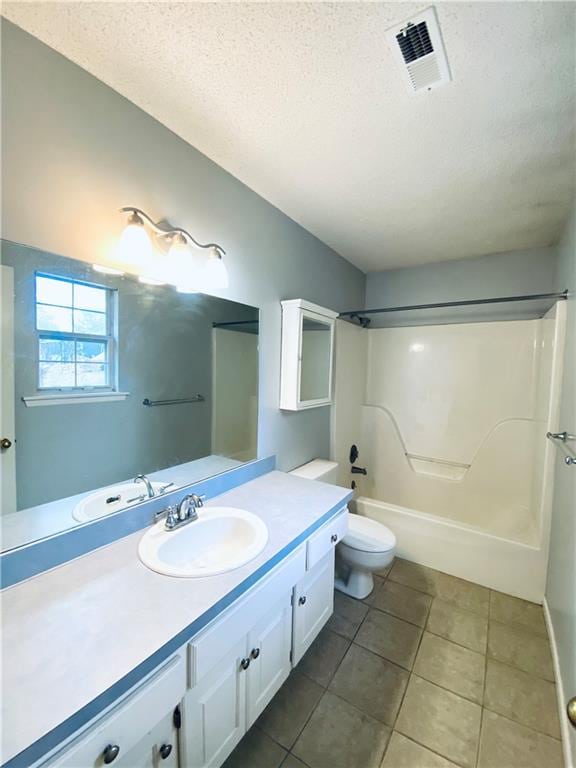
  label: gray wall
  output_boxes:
[0,20,365,474]
[365,247,559,325]
[547,200,576,764]
[1,240,258,509]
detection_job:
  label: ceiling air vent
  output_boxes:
[386,7,451,94]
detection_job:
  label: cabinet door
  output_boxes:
[44,656,185,768]
[246,593,293,728]
[115,711,179,768]
[292,552,335,666]
[182,639,247,768]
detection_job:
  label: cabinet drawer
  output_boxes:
[306,509,348,570]
[189,545,306,687]
[43,654,186,767]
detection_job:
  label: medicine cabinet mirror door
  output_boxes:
[299,311,334,407]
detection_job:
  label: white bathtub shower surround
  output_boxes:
[332,303,566,601]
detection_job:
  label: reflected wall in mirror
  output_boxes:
[0,240,259,550]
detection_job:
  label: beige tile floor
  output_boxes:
[223,559,563,768]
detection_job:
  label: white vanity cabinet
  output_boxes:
[280,299,338,411]
[182,509,347,768]
[182,548,305,768]
[31,510,348,768]
[40,654,186,768]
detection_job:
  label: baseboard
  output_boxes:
[544,597,574,768]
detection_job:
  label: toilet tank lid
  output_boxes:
[344,515,396,553]
[289,459,339,481]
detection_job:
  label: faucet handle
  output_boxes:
[164,506,179,530]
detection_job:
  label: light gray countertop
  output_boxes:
[1,470,351,766]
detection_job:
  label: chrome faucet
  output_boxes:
[165,493,205,531]
[134,474,155,499]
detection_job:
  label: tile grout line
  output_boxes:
[474,591,492,768]
[381,593,469,768]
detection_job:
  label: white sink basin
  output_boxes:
[138,506,269,578]
[73,481,168,522]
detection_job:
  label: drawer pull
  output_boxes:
[103,744,120,764]
[159,744,173,760]
[331,534,338,543]
[298,596,307,606]
[240,657,251,670]
[250,647,261,660]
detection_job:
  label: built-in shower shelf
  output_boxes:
[406,454,469,481]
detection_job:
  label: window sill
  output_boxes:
[22,392,130,407]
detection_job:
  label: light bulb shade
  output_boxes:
[116,218,154,269]
[204,249,229,291]
[169,236,204,293]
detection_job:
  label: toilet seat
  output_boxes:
[342,515,396,553]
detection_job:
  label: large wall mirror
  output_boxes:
[0,241,260,551]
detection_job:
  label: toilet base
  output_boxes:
[334,568,374,600]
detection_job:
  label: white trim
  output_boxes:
[543,597,575,768]
[22,392,130,407]
[280,299,338,319]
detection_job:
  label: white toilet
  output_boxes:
[290,459,397,599]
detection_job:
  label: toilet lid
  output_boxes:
[343,515,396,553]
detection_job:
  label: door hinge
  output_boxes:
[289,649,293,663]
[173,705,182,730]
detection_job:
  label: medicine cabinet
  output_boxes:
[280,300,337,410]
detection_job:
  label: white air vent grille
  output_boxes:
[386,7,451,94]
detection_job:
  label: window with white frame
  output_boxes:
[35,273,116,391]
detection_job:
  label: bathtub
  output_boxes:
[332,304,567,604]
[353,495,547,602]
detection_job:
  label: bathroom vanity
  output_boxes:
[1,470,351,768]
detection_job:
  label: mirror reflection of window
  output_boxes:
[300,317,332,402]
[35,274,116,391]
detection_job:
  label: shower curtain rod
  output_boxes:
[339,289,568,326]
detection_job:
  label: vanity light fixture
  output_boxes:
[116,209,154,269]
[117,207,228,292]
[205,246,229,291]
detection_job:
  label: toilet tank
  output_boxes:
[289,459,339,485]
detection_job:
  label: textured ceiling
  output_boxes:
[3,2,576,271]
